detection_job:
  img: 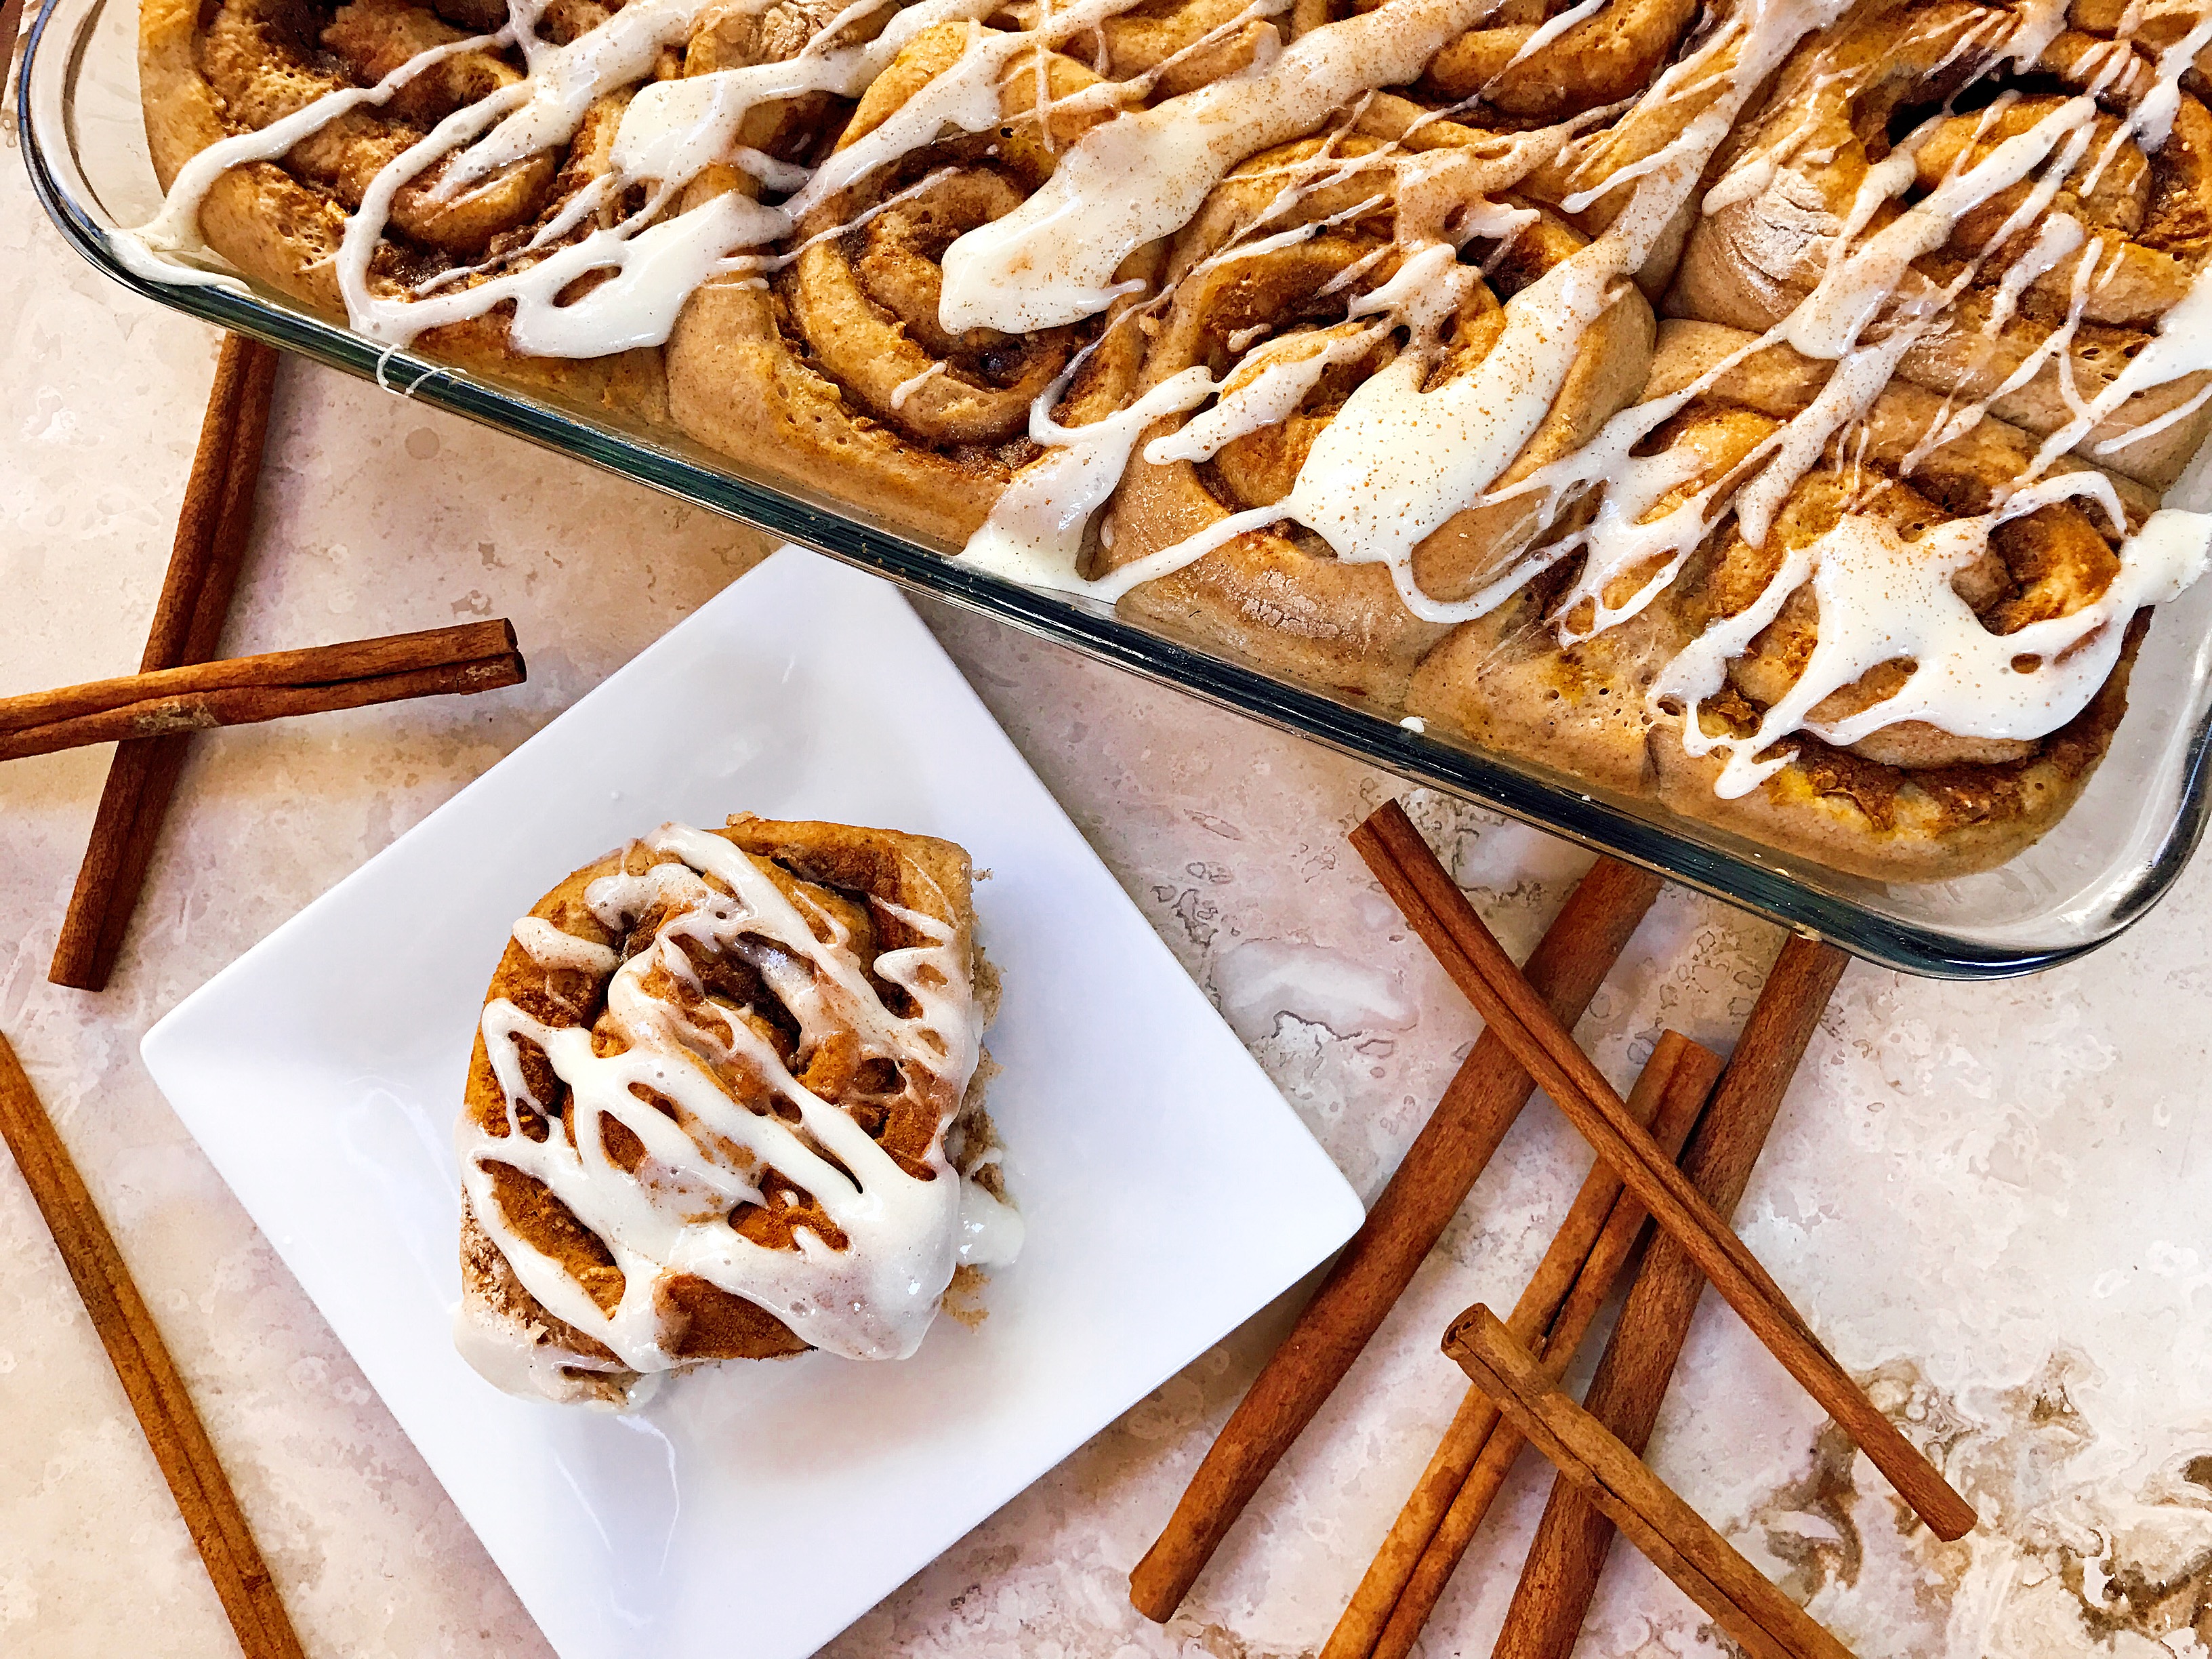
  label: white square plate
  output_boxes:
[141,548,1364,1659]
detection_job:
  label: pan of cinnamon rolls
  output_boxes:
[104,0,2212,898]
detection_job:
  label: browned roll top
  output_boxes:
[1095,115,1654,701]
[1673,0,2212,487]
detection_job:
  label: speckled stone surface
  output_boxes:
[5,49,2212,1659]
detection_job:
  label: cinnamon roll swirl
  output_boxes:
[1277,0,1733,295]
[1673,0,2212,487]
[1290,0,1702,123]
[139,0,670,414]
[1090,112,1655,700]
[1411,319,2179,877]
[663,24,1162,544]
[456,815,1013,1407]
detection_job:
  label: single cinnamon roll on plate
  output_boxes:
[456,813,1013,1408]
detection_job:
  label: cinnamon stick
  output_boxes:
[1491,933,1854,1659]
[3,0,27,81]
[0,621,525,761]
[1326,1028,1722,1659]
[51,334,281,992]
[1352,803,1974,1541]
[0,1033,306,1659]
[1127,851,1662,1622]
[1448,1308,1856,1659]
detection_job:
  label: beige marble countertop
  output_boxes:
[7,44,2212,1659]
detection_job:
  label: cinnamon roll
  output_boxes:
[1086,111,1654,701]
[138,0,672,415]
[1411,319,2183,877]
[1673,0,2212,487]
[1288,0,1704,129]
[1277,0,1746,296]
[456,815,1014,1407]
[663,22,1160,544]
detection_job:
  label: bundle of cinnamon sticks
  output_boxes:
[0,327,545,1658]
[34,333,528,991]
[1132,800,1969,1658]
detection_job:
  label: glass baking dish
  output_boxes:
[22,0,2212,978]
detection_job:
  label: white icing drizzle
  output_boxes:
[956,1181,1026,1265]
[1500,0,2212,778]
[2029,258,2212,478]
[511,915,622,976]
[889,360,951,409]
[964,115,1605,596]
[1782,96,2108,362]
[2100,380,2212,457]
[1898,211,2088,474]
[1546,427,1741,642]
[1694,44,2154,554]
[606,0,992,198]
[1700,71,1846,217]
[438,0,706,197]
[1528,22,2196,666]
[1494,0,1609,81]
[937,0,1518,331]
[971,0,1856,617]
[2125,6,2212,152]
[450,1298,646,1408]
[119,24,512,270]
[1998,0,2071,70]
[373,188,790,352]
[459,823,1004,1382]
[1141,325,1384,465]
[1654,492,2212,797]
[128,0,1158,351]
[1279,244,1622,613]
[962,365,1219,591]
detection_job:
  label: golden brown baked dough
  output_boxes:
[1285,0,1719,293]
[140,0,669,417]
[1412,320,2163,878]
[1094,114,1654,703]
[134,0,2212,885]
[1672,0,2212,487]
[458,814,998,1405]
[1287,0,1702,122]
[664,24,1158,545]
